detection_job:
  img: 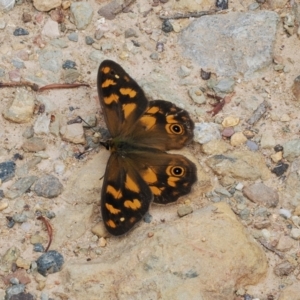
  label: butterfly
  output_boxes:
[97,60,197,236]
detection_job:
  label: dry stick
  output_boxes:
[37,215,53,252]
[258,238,284,259]
[0,82,90,92]
[159,9,218,20]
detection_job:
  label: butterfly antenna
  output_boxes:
[77,116,98,133]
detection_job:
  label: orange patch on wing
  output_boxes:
[125,174,140,193]
[139,115,156,130]
[120,88,137,98]
[105,203,121,214]
[167,177,180,187]
[122,103,137,119]
[102,66,111,74]
[166,115,177,124]
[106,219,117,228]
[147,106,160,114]
[104,93,119,105]
[107,185,122,199]
[142,167,157,184]
[124,199,141,210]
[102,79,116,88]
[150,186,162,196]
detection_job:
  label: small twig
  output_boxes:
[207,92,235,116]
[159,9,218,20]
[38,83,90,91]
[37,215,53,252]
[258,238,284,259]
[247,100,269,125]
[0,81,39,91]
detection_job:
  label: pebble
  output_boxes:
[41,19,60,38]
[50,38,68,48]
[94,29,104,40]
[202,139,231,155]
[68,32,78,42]
[6,176,38,199]
[276,235,293,251]
[246,140,259,151]
[64,69,80,83]
[271,162,289,176]
[54,161,65,175]
[274,260,296,276]
[261,229,271,240]
[11,59,25,69]
[177,205,193,217]
[143,212,152,223]
[188,87,206,104]
[280,113,291,122]
[33,0,61,11]
[62,60,76,69]
[13,28,29,36]
[3,89,35,123]
[30,234,45,244]
[91,222,109,238]
[10,277,19,285]
[36,250,64,276]
[294,205,300,216]
[279,208,292,219]
[290,228,300,240]
[150,52,159,60]
[5,284,25,300]
[213,78,235,93]
[39,49,62,72]
[0,19,6,29]
[34,114,51,135]
[16,257,31,269]
[162,19,173,33]
[0,202,8,211]
[177,65,191,78]
[85,36,95,45]
[124,28,137,38]
[89,50,105,63]
[230,132,247,147]
[70,2,93,30]
[222,116,240,127]
[283,139,300,161]
[2,246,20,265]
[222,127,234,138]
[34,175,63,198]
[243,183,279,208]
[270,151,282,163]
[99,237,107,247]
[45,211,56,219]
[20,222,32,232]
[0,161,16,183]
[13,213,28,223]
[193,122,221,144]
[22,12,32,23]
[60,123,85,144]
[33,243,45,253]
[8,69,21,82]
[22,137,46,152]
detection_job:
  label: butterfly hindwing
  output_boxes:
[101,153,153,236]
[126,151,197,204]
[97,60,148,137]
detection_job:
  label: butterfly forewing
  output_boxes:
[97,60,149,138]
[101,153,153,236]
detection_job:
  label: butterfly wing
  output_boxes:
[132,100,195,151]
[101,152,153,236]
[126,151,197,204]
[97,60,149,137]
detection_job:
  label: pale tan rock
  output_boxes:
[280,113,291,122]
[230,132,247,146]
[99,237,107,247]
[62,1,70,9]
[202,139,231,155]
[0,202,8,211]
[2,89,35,123]
[91,223,109,238]
[222,116,240,127]
[41,19,60,38]
[61,203,267,299]
[276,235,294,252]
[294,205,300,216]
[33,0,62,12]
[16,257,31,270]
[60,123,85,144]
[271,151,283,163]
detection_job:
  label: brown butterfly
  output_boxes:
[97,60,197,236]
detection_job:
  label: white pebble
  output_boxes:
[279,208,291,219]
[261,229,271,240]
[235,182,244,191]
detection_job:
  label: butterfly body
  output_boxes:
[98,60,197,236]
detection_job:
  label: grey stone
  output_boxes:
[283,139,300,161]
[22,137,46,152]
[89,50,105,63]
[177,205,193,217]
[39,49,62,73]
[5,284,25,299]
[68,32,78,42]
[70,2,93,30]
[193,122,221,144]
[6,176,38,199]
[34,175,63,198]
[179,11,279,79]
[243,182,279,208]
[124,28,137,38]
